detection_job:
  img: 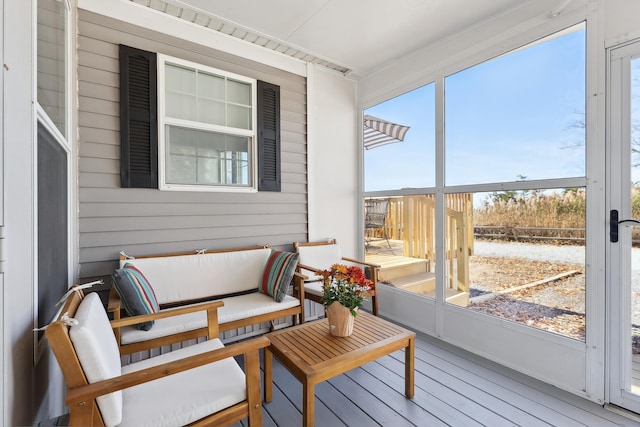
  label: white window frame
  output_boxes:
[157,54,258,192]
[34,0,75,363]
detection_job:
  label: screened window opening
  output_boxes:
[364,24,587,342]
[445,25,586,185]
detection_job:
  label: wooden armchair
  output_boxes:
[293,239,381,316]
[46,289,269,427]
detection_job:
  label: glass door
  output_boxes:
[607,39,640,412]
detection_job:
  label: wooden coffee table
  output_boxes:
[263,311,415,427]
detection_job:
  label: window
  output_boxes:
[37,0,67,138]
[120,46,280,192]
[158,56,256,191]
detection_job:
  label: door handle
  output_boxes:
[610,209,640,242]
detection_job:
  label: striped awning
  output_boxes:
[363,115,410,150]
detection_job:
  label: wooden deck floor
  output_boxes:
[237,325,640,427]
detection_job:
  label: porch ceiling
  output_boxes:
[132,0,564,77]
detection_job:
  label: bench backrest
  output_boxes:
[120,246,272,305]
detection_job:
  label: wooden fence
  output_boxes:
[365,194,473,291]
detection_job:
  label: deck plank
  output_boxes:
[359,359,483,426]
[239,321,640,427]
[344,365,448,426]
[377,354,520,427]
[326,373,415,426]
[412,334,632,426]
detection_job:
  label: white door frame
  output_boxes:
[606,38,640,412]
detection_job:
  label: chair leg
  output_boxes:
[246,350,263,427]
[371,294,378,316]
[383,228,392,249]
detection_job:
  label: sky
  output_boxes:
[364,26,587,193]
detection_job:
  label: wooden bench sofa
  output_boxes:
[109,245,305,354]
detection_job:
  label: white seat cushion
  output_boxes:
[303,280,324,297]
[120,339,246,427]
[69,293,123,427]
[120,293,300,345]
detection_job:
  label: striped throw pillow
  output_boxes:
[112,263,159,330]
[260,249,299,302]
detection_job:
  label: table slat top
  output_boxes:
[266,312,415,379]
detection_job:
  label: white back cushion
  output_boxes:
[296,243,342,280]
[69,292,122,427]
[121,248,271,304]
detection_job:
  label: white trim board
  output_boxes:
[78,0,307,77]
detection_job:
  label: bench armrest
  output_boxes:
[110,300,224,341]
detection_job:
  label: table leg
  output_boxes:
[264,347,273,402]
[405,337,415,398]
[302,379,315,427]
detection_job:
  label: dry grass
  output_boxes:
[475,189,585,229]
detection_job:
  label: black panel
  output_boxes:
[257,80,281,192]
[37,123,68,331]
[119,45,158,188]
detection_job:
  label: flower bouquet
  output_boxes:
[320,264,374,336]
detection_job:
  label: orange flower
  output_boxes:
[319,264,373,316]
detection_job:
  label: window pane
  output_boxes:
[364,84,435,191]
[445,27,585,185]
[166,126,197,184]
[197,72,225,125]
[37,0,67,137]
[450,189,586,341]
[166,125,250,186]
[197,157,220,184]
[228,79,252,105]
[198,72,225,101]
[165,63,196,94]
[197,98,225,126]
[165,64,197,121]
[227,104,252,129]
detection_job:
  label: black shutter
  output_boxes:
[257,80,281,192]
[119,45,158,188]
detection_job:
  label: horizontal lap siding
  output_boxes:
[77,11,308,280]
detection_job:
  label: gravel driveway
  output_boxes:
[474,241,586,264]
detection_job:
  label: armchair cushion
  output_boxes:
[69,292,123,427]
[112,263,159,330]
[260,249,299,302]
[120,338,246,427]
[296,243,342,281]
[303,280,324,297]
